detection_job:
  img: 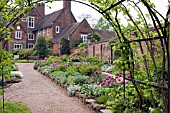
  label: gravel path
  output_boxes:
[2,63,95,113]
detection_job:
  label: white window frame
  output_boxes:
[81,34,88,42]
[14,44,22,49]
[22,18,27,22]
[28,33,34,40]
[15,31,22,39]
[28,43,34,49]
[56,26,60,33]
[47,28,50,35]
[17,26,20,30]
[43,29,45,34]
[38,30,41,36]
[28,17,34,28]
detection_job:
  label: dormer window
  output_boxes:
[56,26,60,33]
[22,18,27,22]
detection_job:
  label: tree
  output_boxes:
[34,35,48,58]
[92,17,113,30]
[88,32,102,42]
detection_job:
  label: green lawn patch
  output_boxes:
[0,101,30,113]
[14,59,35,63]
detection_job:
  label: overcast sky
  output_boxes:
[45,0,169,25]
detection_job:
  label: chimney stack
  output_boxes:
[63,0,71,11]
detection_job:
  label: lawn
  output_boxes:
[0,101,30,113]
[14,59,35,63]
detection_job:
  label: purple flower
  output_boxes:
[102,70,105,72]
[107,79,111,83]
[127,75,131,78]
[109,83,113,88]
[114,83,118,87]
[101,82,105,86]
[88,81,91,84]
[125,81,129,84]
[107,70,112,73]
[97,82,100,85]
[96,71,101,75]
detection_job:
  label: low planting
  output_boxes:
[35,55,164,113]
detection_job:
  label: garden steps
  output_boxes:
[100,109,112,113]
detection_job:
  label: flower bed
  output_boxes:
[34,56,159,113]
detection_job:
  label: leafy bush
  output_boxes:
[34,35,48,58]
[79,64,100,76]
[67,85,81,97]
[19,49,32,59]
[72,75,90,85]
[11,49,21,55]
[85,57,99,63]
[96,95,110,104]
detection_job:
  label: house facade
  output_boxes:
[9,4,45,51]
[9,0,116,57]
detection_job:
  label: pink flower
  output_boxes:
[88,81,91,84]
[96,71,101,75]
[109,84,112,88]
[97,82,100,85]
[101,81,105,86]
[127,75,131,78]
[102,70,105,72]
[114,83,118,87]
[125,81,129,84]
[107,79,111,83]
[107,70,112,73]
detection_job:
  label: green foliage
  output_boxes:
[74,38,83,47]
[79,64,100,76]
[19,49,32,59]
[96,95,110,104]
[0,101,30,113]
[85,57,99,63]
[34,35,48,58]
[78,42,88,48]
[88,32,102,42]
[92,17,113,30]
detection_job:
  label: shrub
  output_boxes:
[19,49,32,59]
[79,64,100,76]
[11,49,21,55]
[85,57,99,63]
[96,95,110,104]
[34,35,48,58]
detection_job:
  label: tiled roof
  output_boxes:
[92,29,117,42]
[52,22,80,43]
[33,9,63,31]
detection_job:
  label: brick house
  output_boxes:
[8,0,116,57]
[9,4,45,51]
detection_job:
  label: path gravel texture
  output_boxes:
[1,63,95,113]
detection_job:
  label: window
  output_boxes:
[43,29,45,34]
[22,18,27,22]
[38,30,41,36]
[28,33,34,40]
[28,17,34,28]
[81,34,88,42]
[47,28,50,35]
[17,26,20,30]
[28,43,34,48]
[14,44,22,49]
[56,26,60,33]
[15,31,22,39]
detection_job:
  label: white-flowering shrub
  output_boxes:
[67,85,81,97]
